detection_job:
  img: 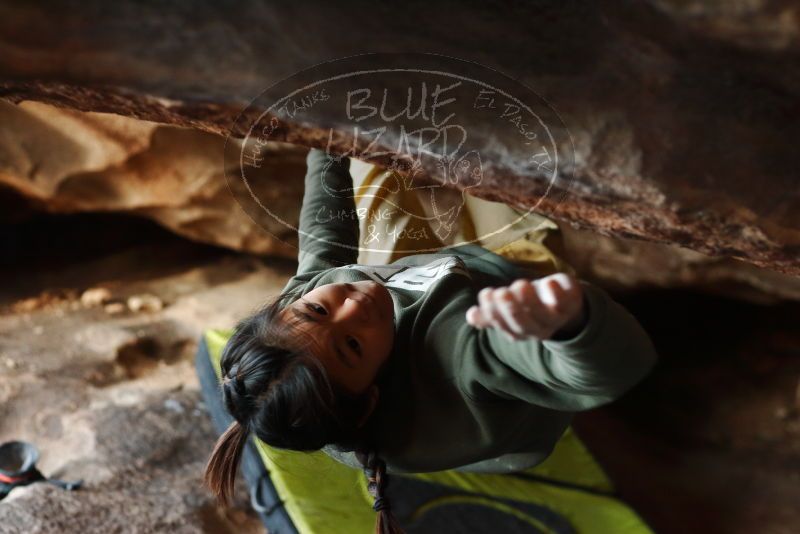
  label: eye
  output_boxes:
[305,301,327,315]
[346,336,361,354]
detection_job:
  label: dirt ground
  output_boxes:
[0,214,281,533]
[1,212,798,533]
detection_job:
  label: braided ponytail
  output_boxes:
[204,293,402,523]
[203,419,249,507]
[358,451,405,534]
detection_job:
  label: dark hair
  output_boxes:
[203,292,404,534]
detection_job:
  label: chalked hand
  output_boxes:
[466,273,587,341]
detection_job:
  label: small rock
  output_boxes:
[103,302,126,315]
[127,294,163,313]
[3,357,17,369]
[14,297,40,313]
[81,287,112,307]
[33,325,44,335]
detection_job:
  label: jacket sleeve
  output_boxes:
[295,148,360,275]
[459,280,658,411]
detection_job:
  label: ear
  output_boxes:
[357,385,380,428]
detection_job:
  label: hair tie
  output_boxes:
[372,496,391,512]
[225,364,246,395]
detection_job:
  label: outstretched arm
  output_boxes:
[296,148,360,275]
[460,274,658,411]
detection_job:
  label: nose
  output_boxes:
[341,296,370,323]
[336,285,370,324]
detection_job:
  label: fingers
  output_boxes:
[478,287,515,339]
[466,287,514,338]
[536,278,561,312]
[538,273,582,319]
[466,285,549,340]
[493,288,526,339]
[466,273,585,340]
[511,279,557,334]
[465,305,484,327]
[497,283,551,339]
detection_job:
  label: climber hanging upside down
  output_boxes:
[204,148,658,534]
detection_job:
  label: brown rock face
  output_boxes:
[558,223,800,304]
[3,99,798,303]
[0,1,798,277]
[0,100,305,256]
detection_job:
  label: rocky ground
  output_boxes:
[0,212,798,534]
[0,215,288,533]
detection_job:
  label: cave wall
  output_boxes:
[0,100,305,256]
[3,99,799,303]
[0,0,798,277]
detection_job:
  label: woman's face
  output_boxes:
[280,281,395,395]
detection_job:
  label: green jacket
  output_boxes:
[281,148,658,474]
